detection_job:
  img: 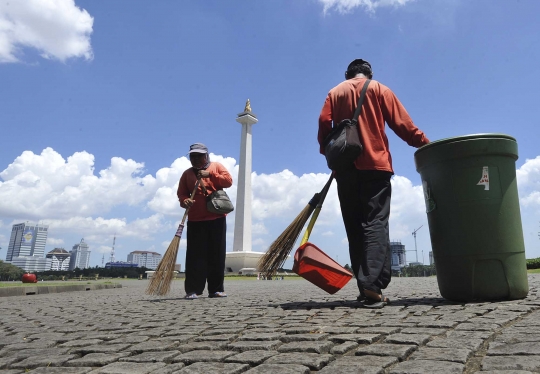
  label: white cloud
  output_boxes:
[0,148,159,219]
[0,0,93,63]
[388,175,425,240]
[252,222,268,235]
[96,245,112,255]
[47,237,64,246]
[251,170,339,221]
[3,147,540,264]
[517,156,540,207]
[41,214,169,242]
[318,0,415,14]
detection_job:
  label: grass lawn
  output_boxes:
[528,268,540,274]
[0,281,114,288]
[222,276,301,281]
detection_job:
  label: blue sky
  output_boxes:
[1,0,540,268]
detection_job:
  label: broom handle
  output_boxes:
[178,179,200,226]
[300,174,334,245]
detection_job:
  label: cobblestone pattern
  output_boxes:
[0,275,539,373]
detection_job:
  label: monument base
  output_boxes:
[225,251,264,273]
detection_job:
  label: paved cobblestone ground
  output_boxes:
[1,275,539,373]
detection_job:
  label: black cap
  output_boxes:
[347,59,371,71]
[188,143,208,154]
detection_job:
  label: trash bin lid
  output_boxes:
[415,133,516,156]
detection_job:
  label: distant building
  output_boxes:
[46,248,71,271]
[127,251,162,270]
[429,251,434,265]
[10,256,51,272]
[105,261,138,269]
[6,222,49,271]
[390,241,407,271]
[6,222,49,261]
[69,238,91,270]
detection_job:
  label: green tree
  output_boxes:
[400,264,436,277]
[0,260,25,281]
[36,266,152,279]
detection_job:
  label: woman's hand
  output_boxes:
[197,170,210,178]
[183,198,195,208]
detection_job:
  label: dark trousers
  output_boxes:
[335,169,392,294]
[184,217,226,295]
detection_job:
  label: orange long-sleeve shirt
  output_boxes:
[177,162,233,222]
[318,78,429,173]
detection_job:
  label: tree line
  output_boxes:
[0,263,152,281]
[0,260,24,281]
[345,263,437,277]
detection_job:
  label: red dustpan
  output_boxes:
[293,242,353,294]
[292,176,353,294]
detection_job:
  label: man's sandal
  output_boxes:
[208,292,227,298]
[362,292,390,309]
[184,293,198,300]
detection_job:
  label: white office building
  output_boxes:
[10,256,51,272]
[46,248,71,271]
[69,239,91,270]
[127,251,162,270]
[6,222,49,261]
[6,222,49,271]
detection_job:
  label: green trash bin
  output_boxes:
[414,133,528,302]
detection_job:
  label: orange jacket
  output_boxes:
[177,162,233,221]
[318,78,429,173]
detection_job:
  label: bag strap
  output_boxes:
[191,168,209,196]
[197,173,222,198]
[352,79,371,122]
[198,177,210,197]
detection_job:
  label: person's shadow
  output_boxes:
[143,296,195,303]
[279,297,462,310]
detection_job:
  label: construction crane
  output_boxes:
[412,225,423,264]
[109,235,116,263]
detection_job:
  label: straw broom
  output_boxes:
[146,180,200,296]
[257,174,334,277]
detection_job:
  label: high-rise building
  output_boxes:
[6,222,50,271]
[68,238,91,270]
[429,251,434,265]
[6,222,49,262]
[390,241,407,271]
[127,251,162,270]
[46,248,71,271]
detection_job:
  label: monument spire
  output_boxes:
[225,100,264,273]
[233,100,258,253]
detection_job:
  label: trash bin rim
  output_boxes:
[415,133,516,156]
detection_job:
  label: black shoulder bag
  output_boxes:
[323,79,371,171]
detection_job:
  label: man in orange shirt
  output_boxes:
[177,143,233,299]
[318,59,430,308]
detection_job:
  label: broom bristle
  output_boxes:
[146,236,181,296]
[257,204,314,277]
